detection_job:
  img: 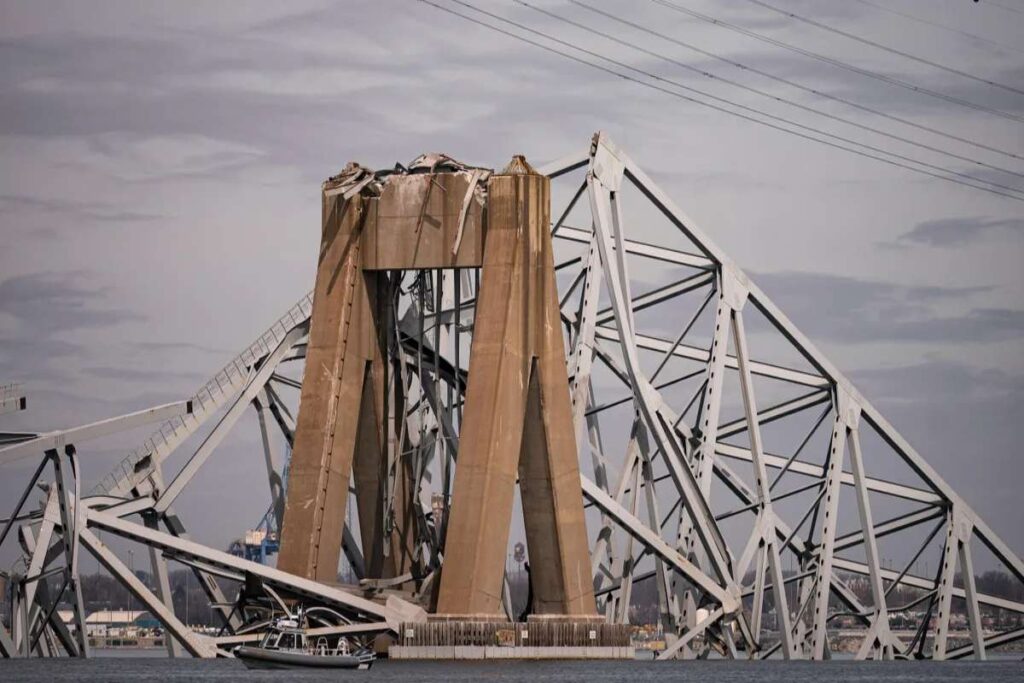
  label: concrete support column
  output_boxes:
[277,189,392,583]
[436,157,596,617]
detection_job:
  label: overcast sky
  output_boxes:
[1,0,1022,565]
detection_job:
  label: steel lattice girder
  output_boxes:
[539,133,1023,660]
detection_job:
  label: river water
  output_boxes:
[1,657,1022,683]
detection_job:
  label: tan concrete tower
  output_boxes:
[435,157,596,617]
[278,154,595,620]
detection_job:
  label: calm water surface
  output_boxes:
[1,657,1022,683]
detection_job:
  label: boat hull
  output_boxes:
[235,646,372,670]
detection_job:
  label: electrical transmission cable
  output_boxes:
[417,0,1023,201]
[553,0,1024,180]
[850,0,1024,56]
[572,0,1023,165]
[987,1,1024,16]
[649,0,1024,123]
[507,1,1019,196]
[506,1,1023,195]
[743,0,1024,96]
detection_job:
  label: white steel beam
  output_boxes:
[0,401,192,466]
[808,403,848,659]
[84,508,404,627]
[594,326,828,388]
[580,475,732,607]
[716,443,942,505]
[554,225,714,270]
[847,421,893,659]
[932,516,960,660]
[155,326,304,513]
[79,526,219,658]
[958,536,986,660]
[731,308,796,658]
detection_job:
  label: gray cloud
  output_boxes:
[0,27,515,184]
[756,270,989,306]
[0,193,164,225]
[0,336,83,381]
[753,270,1023,344]
[130,340,229,354]
[897,215,1024,247]
[818,62,1024,119]
[852,357,1024,405]
[0,271,144,335]
[848,359,1024,534]
[0,272,146,386]
[82,365,205,383]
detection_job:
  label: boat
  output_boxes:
[234,614,375,670]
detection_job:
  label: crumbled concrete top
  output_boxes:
[322,153,493,200]
[501,154,538,175]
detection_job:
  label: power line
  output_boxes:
[509,0,1024,195]
[416,0,1023,201]
[743,0,1024,96]
[986,1,1024,16]
[649,0,1024,124]
[561,0,1024,179]
[850,0,1024,56]
[461,0,1024,198]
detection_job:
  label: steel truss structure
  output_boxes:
[1,132,1021,660]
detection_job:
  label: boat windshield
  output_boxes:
[258,629,302,650]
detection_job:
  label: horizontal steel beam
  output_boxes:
[717,390,830,440]
[716,442,942,505]
[831,558,1024,614]
[0,401,192,465]
[830,507,944,555]
[84,508,406,628]
[554,225,714,270]
[537,148,589,179]
[945,627,1024,660]
[594,271,715,326]
[595,326,829,388]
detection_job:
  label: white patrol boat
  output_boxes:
[234,613,375,670]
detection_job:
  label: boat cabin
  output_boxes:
[259,620,306,652]
[256,617,352,657]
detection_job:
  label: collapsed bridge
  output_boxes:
[2,133,1021,660]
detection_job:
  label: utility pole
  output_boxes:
[127,549,134,618]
